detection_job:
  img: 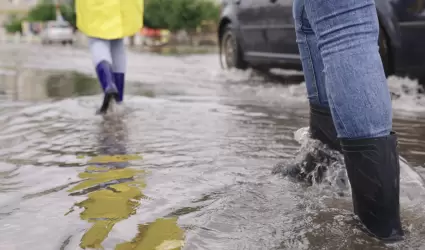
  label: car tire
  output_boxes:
[378,26,390,77]
[219,24,247,70]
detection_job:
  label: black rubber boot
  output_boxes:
[310,103,340,152]
[341,132,404,242]
[276,104,341,182]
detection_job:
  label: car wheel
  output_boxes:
[219,24,247,70]
[378,26,390,77]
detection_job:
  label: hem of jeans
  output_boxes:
[338,129,391,140]
[308,100,330,109]
[326,95,347,139]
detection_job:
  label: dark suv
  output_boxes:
[218,0,425,81]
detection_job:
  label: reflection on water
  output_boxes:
[116,218,184,250]
[45,72,100,99]
[0,68,100,101]
[67,116,184,249]
[0,67,155,103]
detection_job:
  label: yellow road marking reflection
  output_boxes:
[67,154,184,249]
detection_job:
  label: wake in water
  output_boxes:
[273,127,425,200]
[272,127,425,247]
[272,127,349,196]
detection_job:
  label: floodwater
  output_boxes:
[0,44,425,250]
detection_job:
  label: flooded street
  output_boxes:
[1,44,425,249]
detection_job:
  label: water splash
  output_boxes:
[388,76,425,115]
[274,127,425,202]
[273,127,348,197]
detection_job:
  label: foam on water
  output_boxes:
[216,68,425,117]
[270,127,425,248]
[290,126,425,201]
[388,76,425,115]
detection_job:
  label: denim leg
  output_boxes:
[293,0,329,107]
[303,0,392,139]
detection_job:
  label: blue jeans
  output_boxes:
[293,0,392,139]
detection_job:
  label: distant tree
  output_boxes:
[144,0,172,29]
[4,14,23,34]
[144,0,220,32]
[60,1,76,29]
[26,3,55,21]
[199,0,221,22]
[26,2,76,28]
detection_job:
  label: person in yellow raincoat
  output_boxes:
[75,0,144,114]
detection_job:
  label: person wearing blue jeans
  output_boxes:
[289,0,404,242]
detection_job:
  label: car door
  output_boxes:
[264,0,299,61]
[390,0,425,70]
[236,0,270,55]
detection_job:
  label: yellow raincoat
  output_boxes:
[76,0,144,40]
